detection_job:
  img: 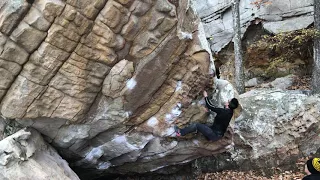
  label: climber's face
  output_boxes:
[305,164,311,175]
[224,101,229,109]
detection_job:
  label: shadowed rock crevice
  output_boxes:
[26,0,35,4]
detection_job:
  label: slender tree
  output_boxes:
[232,0,245,94]
[312,0,320,94]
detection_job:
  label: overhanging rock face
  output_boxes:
[0,0,234,177]
[191,0,314,52]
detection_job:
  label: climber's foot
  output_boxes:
[174,125,181,137]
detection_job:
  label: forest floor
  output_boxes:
[196,153,309,179]
[196,170,305,180]
[287,75,311,90]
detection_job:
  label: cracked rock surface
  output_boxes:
[191,0,314,52]
[0,0,230,177]
[0,128,79,180]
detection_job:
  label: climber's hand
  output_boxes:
[203,91,208,98]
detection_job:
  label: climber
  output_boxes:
[303,157,320,180]
[174,90,239,142]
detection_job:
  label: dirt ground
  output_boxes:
[197,157,309,180]
[197,170,305,180]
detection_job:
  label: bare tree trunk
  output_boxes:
[232,0,245,94]
[312,0,320,94]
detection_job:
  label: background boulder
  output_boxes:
[0,128,79,180]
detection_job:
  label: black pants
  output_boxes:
[180,123,222,141]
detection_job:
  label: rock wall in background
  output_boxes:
[192,0,314,52]
[192,0,314,83]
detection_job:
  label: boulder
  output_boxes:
[235,89,320,158]
[265,74,296,90]
[194,89,320,174]
[245,78,259,88]
[0,128,79,180]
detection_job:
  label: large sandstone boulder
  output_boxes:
[0,128,79,180]
[0,0,236,178]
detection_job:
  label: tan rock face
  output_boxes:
[0,0,228,177]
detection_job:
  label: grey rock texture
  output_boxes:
[268,74,296,90]
[191,0,314,52]
[263,16,314,34]
[193,89,320,174]
[0,128,79,180]
[234,89,320,159]
[245,78,259,87]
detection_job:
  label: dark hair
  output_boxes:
[307,158,320,174]
[229,98,239,109]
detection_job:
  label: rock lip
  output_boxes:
[263,16,314,34]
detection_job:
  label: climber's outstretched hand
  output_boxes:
[203,90,208,98]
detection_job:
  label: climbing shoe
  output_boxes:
[174,125,181,137]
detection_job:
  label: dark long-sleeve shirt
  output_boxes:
[302,174,320,180]
[205,97,233,135]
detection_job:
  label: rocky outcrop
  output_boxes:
[235,89,320,159]
[193,89,320,174]
[245,74,297,89]
[192,0,314,52]
[0,0,237,178]
[0,128,79,180]
[191,0,314,85]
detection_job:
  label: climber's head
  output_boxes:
[305,158,320,175]
[227,98,239,110]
